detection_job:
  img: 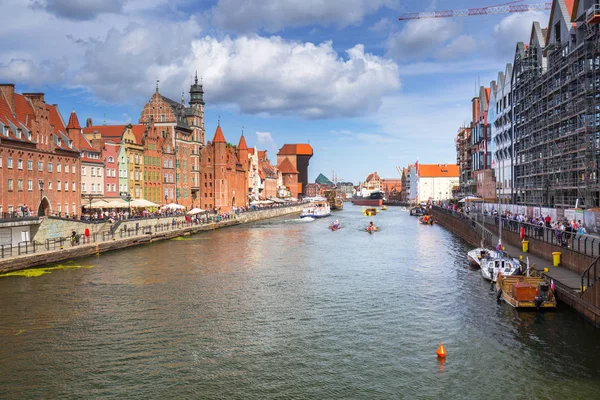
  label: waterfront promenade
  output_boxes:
[0,204,304,274]
[432,206,600,327]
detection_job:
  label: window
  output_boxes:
[161,114,166,122]
[97,168,102,177]
[106,168,110,176]
[17,159,22,170]
[57,164,61,173]
[82,166,86,176]
[17,179,23,191]
[82,183,86,192]
[72,165,75,173]
[91,183,95,192]
[7,157,12,168]
[169,159,173,168]
[38,161,43,171]
[28,180,32,191]
[57,204,61,213]
[108,156,114,163]
[48,162,53,172]
[106,183,110,192]
[111,184,116,192]
[57,181,61,191]
[27,160,32,170]
[91,168,95,177]
[38,180,43,189]
[64,181,68,192]
[7,179,13,191]
[64,164,68,173]
[72,181,75,191]
[176,173,180,182]
[72,204,76,213]
[48,181,52,190]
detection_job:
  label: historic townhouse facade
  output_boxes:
[199,125,248,211]
[0,84,81,217]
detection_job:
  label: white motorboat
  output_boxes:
[300,200,331,218]
[467,248,497,268]
[481,256,521,282]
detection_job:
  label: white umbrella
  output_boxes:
[164,202,185,210]
[459,195,483,203]
[131,198,159,208]
[84,199,108,208]
[187,208,205,215]
[105,199,128,208]
[250,200,261,206]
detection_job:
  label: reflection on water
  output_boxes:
[0,207,599,399]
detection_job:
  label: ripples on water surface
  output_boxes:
[1,207,600,399]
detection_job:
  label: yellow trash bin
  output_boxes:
[522,240,529,253]
[552,252,561,267]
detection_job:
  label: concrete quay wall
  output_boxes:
[0,205,303,274]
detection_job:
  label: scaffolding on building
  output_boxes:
[513,21,600,209]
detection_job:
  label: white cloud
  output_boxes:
[0,58,68,85]
[492,11,548,60]
[387,18,461,60]
[255,131,278,156]
[437,35,477,60]
[1,0,400,119]
[29,0,124,20]
[212,0,398,33]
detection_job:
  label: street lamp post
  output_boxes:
[87,193,94,214]
[125,193,132,219]
[39,181,44,216]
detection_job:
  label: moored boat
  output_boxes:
[352,191,384,206]
[496,273,556,309]
[467,248,497,268]
[418,215,435,225]
[300,200,331,218]
[481,256,521,282]
[362,208,378,216]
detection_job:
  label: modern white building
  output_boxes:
[416,164,460,203]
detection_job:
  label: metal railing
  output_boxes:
[435,206,600,258]
[581,255,600,294]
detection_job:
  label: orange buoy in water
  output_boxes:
[436,343,447,358]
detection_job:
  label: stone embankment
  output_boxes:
[0,205,303,274]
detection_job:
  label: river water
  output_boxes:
[1,207,600,399]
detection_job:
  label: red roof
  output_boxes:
[277,158,298,174]
[213,126,226,143]
[66,111,81,129]
[237,134,248,150]
[418,164,459,178]
[47,104,66,135]
[83,125,126,143]
[248,148,255,155]
[278,144,313,156]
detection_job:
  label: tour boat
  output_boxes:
[481,256,521,282]
[300,201,331,218]
[496,274,556,309]
[409,207,425,216]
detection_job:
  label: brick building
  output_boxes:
[139,79,204,208]
[199,125,248,212]
[0,84,81,217]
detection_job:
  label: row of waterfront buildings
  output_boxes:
[457,0,600,209]
[0,77,312,218]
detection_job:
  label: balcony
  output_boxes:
[586,4,600,24]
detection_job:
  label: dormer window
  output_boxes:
[2,125,8,136]
[16,129,21,139]
[108,156,114,163]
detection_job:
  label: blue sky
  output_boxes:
[0,0,549,183]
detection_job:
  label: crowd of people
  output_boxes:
[441,202,590,248]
